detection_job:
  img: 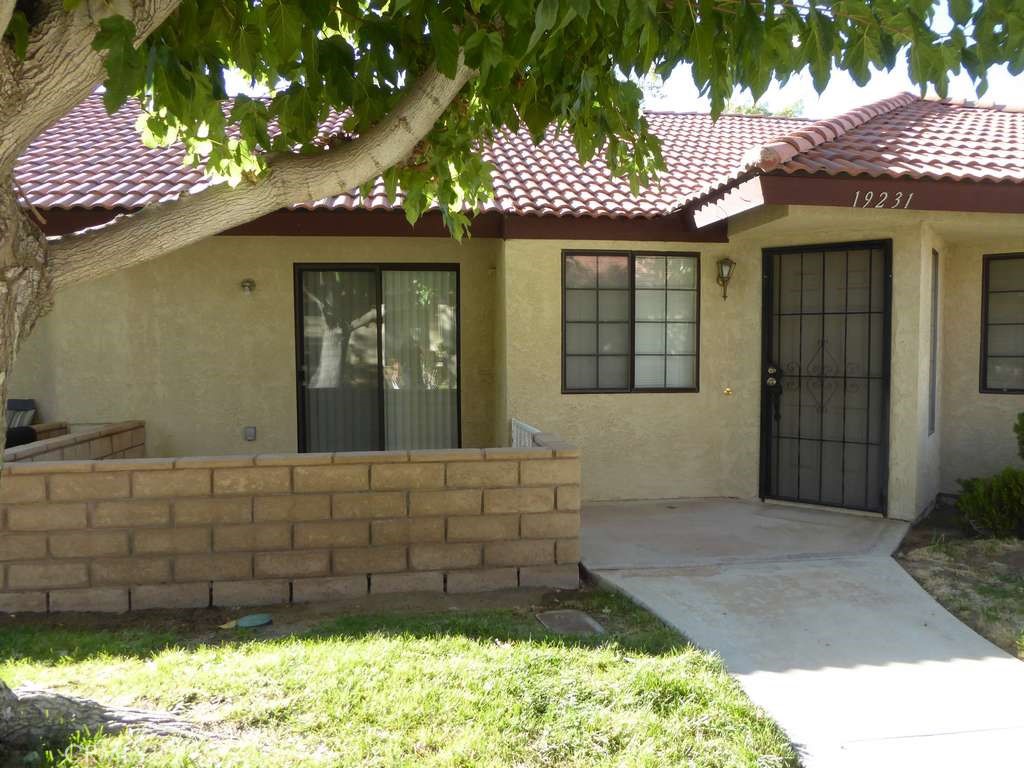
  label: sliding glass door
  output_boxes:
[296,265,459,452]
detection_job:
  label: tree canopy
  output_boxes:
[6,0,1020,238]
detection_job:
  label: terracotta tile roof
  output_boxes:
[15,92,1024,220]
[14,94,803,218]
[682,93,1024,208]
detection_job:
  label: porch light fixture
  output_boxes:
[240,278,256,294]
[716,257,736,299]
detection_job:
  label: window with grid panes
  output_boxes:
[562,251,699,392]
[981,254,1024,393]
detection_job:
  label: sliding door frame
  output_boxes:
[293,262,462,453]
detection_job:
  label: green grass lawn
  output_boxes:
[0,589,795,768]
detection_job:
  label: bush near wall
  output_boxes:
[0,446,581,613]
[957,413,1024,538]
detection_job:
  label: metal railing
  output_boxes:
[510,418,541,448]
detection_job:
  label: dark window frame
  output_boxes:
[293,262,463,452]
[561,249,701,394]
[979,252,1024,395]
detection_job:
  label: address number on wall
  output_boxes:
[851,190,915,209]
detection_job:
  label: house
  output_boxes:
[11,91,1024,527]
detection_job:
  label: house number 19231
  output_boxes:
[851,190,914,209]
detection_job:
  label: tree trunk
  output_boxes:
[1,678,203,755]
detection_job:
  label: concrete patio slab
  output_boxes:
[584,499,1024,767]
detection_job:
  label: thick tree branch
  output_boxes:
[48,58,475,288]
[0,0,182,170]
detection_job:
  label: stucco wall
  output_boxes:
[940,238,1024,490]
[499,207,1019,520]
[10,237,501,456]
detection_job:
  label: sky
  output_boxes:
[643,61,1023,118]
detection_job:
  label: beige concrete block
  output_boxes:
[91,501,170,528]
[371,463,444,491]
[294,520,369,549]
[88,437,114,459]
[484,539,555,567]
[520,460,580,487]
[134,527,210,555]
[123,446,145,459]
[212,579,289,607]
[409,489,481,517]
[483,487,554,515]
[132,582,209,610]
[0,533,47,561]
[213,523,290,552]
[521,512,580,540]
[333,546,406,575]
[519,564,579,590]
[292,575,366,602]
[7,562,88,590]
[6,461,91,476]
[409,543,481,571]
[333,492,406,519]
[255,551,329,578]
[133,469,210,498]
[482,447,552,460]
[111,429,135,453]
[174,553,252,581]
[50,472,130,502]
[50,587,129,613]
[445,568,518,593]
[370,517,444,545]
[447,515,518,542]
[409,449,483,462]
[556,538,581,564]
[0,591,47,613]
[446,461,518,489]
[213,467,290,495]
[175,497,252,525]
[91,557,171,586]
[293,465,369,493]
[255,453,333,466]
[332,451,408,464]
[370,571,443,594]
[175,456,255,469]
[254,494,330,522]
[63,443,91,461]
[0,475,46,504]
[7,504,87,531]
[556,485,581,511]
[50,530,130,559]
[100,458,174,472]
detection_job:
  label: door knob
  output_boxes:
[766,376,778,386]
[767,366,778,375]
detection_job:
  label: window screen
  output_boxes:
[982,254,1024,393]
[563,251,700,393]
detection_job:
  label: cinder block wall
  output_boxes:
[0,446,581,613]
[4,421,145,463]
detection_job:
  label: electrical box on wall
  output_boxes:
[243,426,257,441]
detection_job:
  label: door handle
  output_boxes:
[766,376,778,387]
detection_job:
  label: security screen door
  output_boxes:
[760,242,891,513]
[296,265,459,452]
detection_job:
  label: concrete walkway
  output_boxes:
[583,499,1024,767]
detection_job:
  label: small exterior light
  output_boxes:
[716,257,736,299]
[240,278,256,294]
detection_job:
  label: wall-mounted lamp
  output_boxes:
[240,278,256,294]
[716,257,736,300]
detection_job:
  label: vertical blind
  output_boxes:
[299,267,459,452]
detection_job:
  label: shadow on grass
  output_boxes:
[0,590,689,668]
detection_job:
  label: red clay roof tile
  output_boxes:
[14,92,1024,221]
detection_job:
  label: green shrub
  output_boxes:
[957,468,1024,538]
[1015,412,1024,462]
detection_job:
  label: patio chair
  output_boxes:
[6,399,35,428]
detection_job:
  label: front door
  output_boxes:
[295,265,460,452]
[760,241,891,513]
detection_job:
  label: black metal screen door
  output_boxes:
[761,241,891,513]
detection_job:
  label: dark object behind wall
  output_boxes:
[5,426,37,449]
